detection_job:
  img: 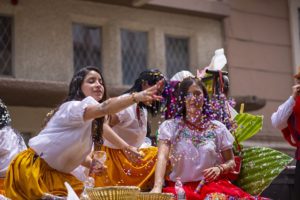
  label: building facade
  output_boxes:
[0,0,299,156]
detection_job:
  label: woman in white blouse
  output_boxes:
[0,100,27,196]
[151,77,260,199]
[4,66,163,200]
[94,69,165,191]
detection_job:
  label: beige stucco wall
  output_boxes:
[2,0,295,155]
[225,0,294,154]
[8,106,50,139]
[0,0,223,136]
[0,0,223,83]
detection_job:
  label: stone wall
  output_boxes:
[224,0,294,155]
[0,0,223,135]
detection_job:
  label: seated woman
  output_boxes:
[0,100,27,195]
[4,66,163,200]
[151,77,264,199]
[95,69,165,191]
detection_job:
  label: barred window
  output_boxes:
[72,23,102,72]
[121,29,148,85]
[298,8,300,46]
[0,16,13,76]
[165,36,189,78]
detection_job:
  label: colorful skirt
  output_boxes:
[4,148,83,200]
[163,179,269,200]
[0,177,4,195]
[94,146,157,191]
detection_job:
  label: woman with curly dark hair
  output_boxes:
[95,69,166,191]
[4,66,163,200]
[151,77,264,199]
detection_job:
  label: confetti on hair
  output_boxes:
[0,100,11,129]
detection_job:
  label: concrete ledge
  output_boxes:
[86,0,230,18]
[234,95,266,112]
[0,78,129,107]
[0,78,67,107]
[145,0,230,18]
[0,77,266,111]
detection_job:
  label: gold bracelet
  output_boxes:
[131,92,138,103]
[216,165,224,174]
[220,164,228,173]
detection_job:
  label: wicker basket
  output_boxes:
[137,192,175,200]
[86,186,140,200]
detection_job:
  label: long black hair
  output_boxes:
[0,99,26,148]
[125,69,166,116]
[44,66,107,149]
[0,99,11,129]
[176,77,210,121]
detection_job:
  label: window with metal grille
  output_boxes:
[121,29,148,85]
[165,36,189,78]
[0,16,12,76]
[298,8,300,46]
[72,23,102,72]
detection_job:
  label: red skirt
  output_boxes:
[163,179,268,200]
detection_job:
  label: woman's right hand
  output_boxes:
[292,84,300,99]
[134,80,164,103]
[202,166,221,182]
[122,145,144,164]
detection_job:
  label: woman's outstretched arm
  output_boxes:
[83,80,163,121]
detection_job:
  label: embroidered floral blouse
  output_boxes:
[158,119,234,183]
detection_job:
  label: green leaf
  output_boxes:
[234,113,263,143]
[235,147,293,195]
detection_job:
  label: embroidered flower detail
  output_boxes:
[178,126,217,148]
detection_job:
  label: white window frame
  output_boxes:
[289,0,300,73]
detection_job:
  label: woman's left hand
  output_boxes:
[122,145,144,164]
[202,167,221,182]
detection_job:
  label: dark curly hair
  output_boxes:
[0,99,11,129]
[176,77,210,121]
[125,69,166,116]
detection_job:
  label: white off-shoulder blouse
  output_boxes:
[104,95,147,149]
[29,96,99,173]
